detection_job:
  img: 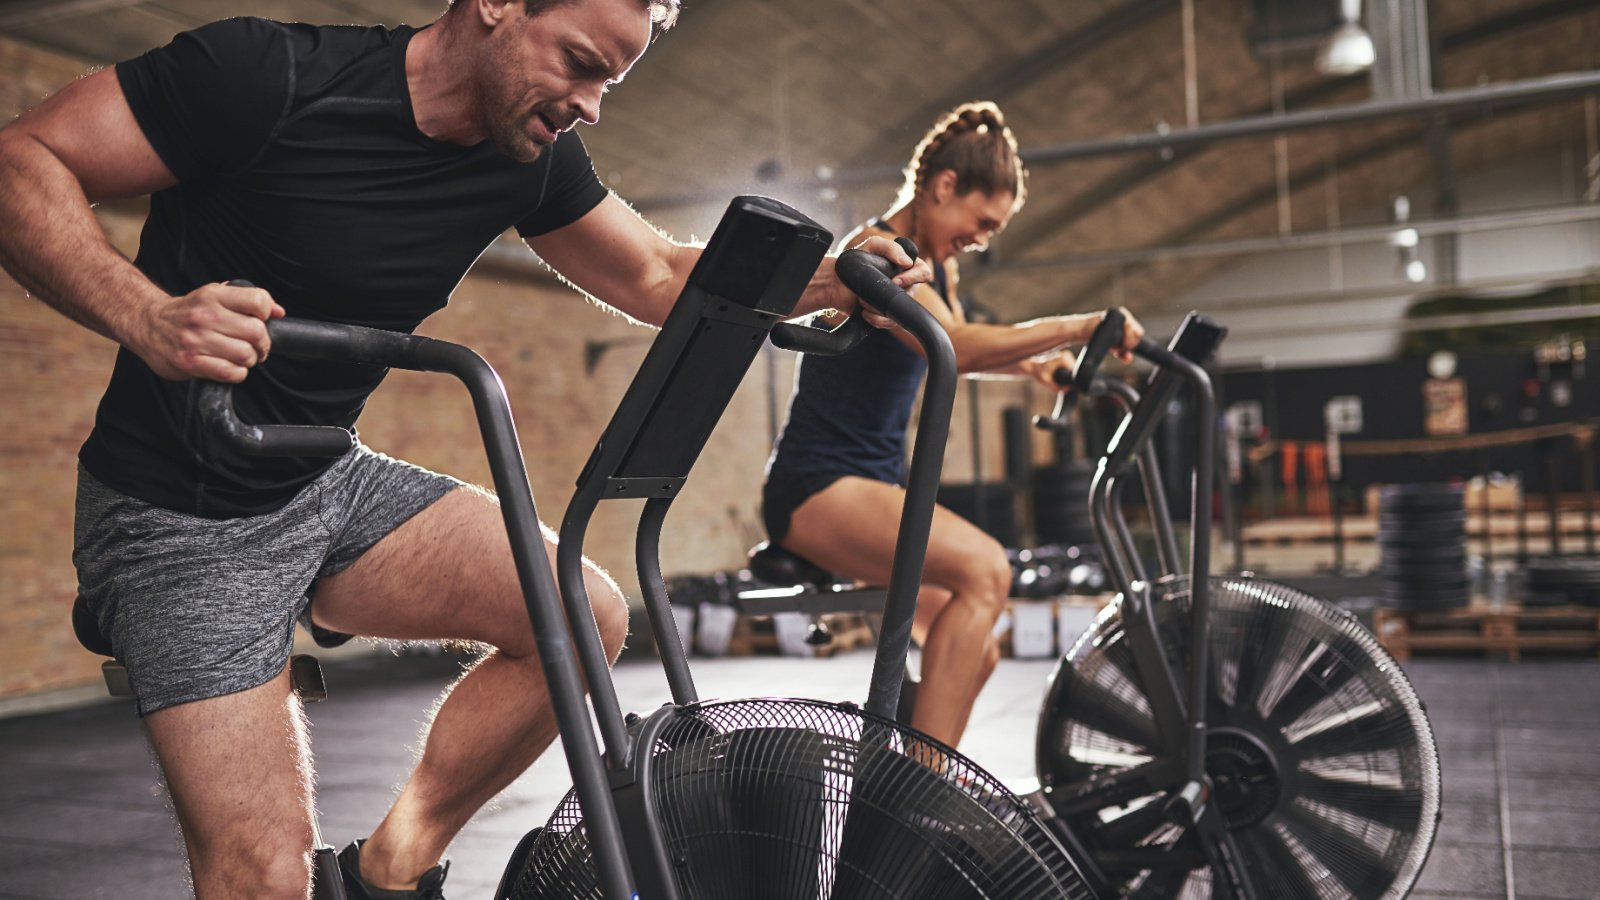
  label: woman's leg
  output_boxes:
[782,477,1011,748]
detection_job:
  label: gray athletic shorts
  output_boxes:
[73,444,460,716]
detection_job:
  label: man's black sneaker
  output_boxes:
[337,839,450,900]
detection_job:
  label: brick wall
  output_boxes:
[0,238,797,700]
[1,37,123,701]
[0,35,1049,704]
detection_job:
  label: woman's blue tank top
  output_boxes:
[766,225,952,488]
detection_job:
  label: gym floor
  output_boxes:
[0,648,1596,899]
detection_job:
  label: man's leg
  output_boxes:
[307,486,628,890]
[144,665,316,900]
[782,477,1011,748]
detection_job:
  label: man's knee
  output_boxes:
[586,564,629,660]
[191,828,313,899]
[250,846,314,900]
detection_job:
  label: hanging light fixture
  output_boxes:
[1316,0,1376,76]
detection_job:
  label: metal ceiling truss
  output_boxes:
[0,0,143,30]
[985,203,1600,272]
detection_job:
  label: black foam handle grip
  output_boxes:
[1073,307,1127,394]
[197,380,353,457]
[769,315,873,355]
[772,237,918,356]
[1034,367,1074,432]
[835,236,920,319]
[196,281,357,457]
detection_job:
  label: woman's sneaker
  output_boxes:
[337,840,450,900]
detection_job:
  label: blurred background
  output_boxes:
[0,0,1596,752]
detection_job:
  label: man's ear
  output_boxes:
[476,0,514,28]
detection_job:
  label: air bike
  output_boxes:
[171,196,1100,898]
[1027,309,1442,898]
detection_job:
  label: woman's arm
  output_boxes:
[943,312,1104,374]
[974,347,1078,385]
[880,287,1141,376]
[837,222,1144,373]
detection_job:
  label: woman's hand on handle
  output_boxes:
[1021,349,1077,391]
[129,281,284,382]
[1107,307,1146,363]
[847,234,932,329]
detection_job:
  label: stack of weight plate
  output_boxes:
[1380,483,1469,611]
[1526,557,1600,607]
[1033,462,1096,547]
[937,481,1019,547]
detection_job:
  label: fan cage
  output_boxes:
[509,697,1096,900]
[1043,576,1441,900]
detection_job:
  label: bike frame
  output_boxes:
[1036,312,1263,897]
[199,197,969,900]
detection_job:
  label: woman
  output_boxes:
[762,101,1143,751]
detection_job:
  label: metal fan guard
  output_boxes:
[507,697,1096,900]
[1041,575,1442,900]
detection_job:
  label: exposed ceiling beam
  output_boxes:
[982,203,1600,272]
[968,121,1432,304]
[839,0,1179,171]
[1442,0,1599,49]
[991,0,1600,263]
[626,0,1181,211]
[0,0,144,30]
[1147,268,1600,317]
[632,28,1600,215]
[1228,301,1600,344]
[1016,69,1600,165]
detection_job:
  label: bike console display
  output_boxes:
[1100,311,1227,477]
[578,197,831,490]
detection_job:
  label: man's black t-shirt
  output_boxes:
[81,17,608,517]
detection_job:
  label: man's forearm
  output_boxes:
[791,254,845,319]
[0,132,163,347]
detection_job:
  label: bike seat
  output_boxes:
[71,594,115,658]
[747,542,838,589]
[70,594,328,701]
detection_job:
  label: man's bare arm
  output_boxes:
[528,194,928,327]
[0,68,278,381]
[524,193,696,327]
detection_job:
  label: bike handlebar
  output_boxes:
[768,237,918,356]
[1072,305,1171,394]
[196,379,353,457]
[807,238,959,723]
[1072,307,1126,393]
[196,312,439,458]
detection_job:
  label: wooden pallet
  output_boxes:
[1373,601,1600,662]
[1241,511,1599,546]
[727,612,876,658]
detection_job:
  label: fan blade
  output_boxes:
[1294,769,1423,832]
[1277,797,1401,895]
[1260,643,1360,730]
[1096,795,1179,849]
[1125,860,1204,900]
[1284,701,1407,760]
[1236,823,1333,899]
[1054,664,1163,752]
[1227,600,1293,720]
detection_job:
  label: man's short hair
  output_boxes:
[448,0,680,33]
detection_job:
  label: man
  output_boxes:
[0,0,925,896]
